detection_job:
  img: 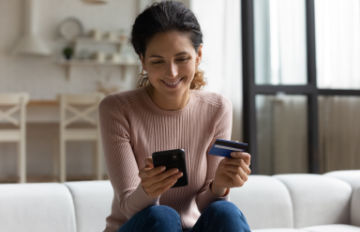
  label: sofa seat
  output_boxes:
[252,225,360,232]
[254,224,360,232]
[230,171,360,232]
[0,170,359,232]
[302,224,360,232]
[254,229,304,232]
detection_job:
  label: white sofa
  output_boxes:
[0,170,359,232]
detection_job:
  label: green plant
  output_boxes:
[63,46,74,60]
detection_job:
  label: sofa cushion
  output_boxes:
[229,175,293,230]
[253,229,306,232]
[275,174,352,228]
[302,224,360,232]
[324,171,360,227]
[65,180,113,232]
[0,183,76,232]
[351,187,360,227]
[325,170,360,188]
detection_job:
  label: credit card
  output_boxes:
[209,139,248,158]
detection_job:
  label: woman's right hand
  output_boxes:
[139,157,183,198]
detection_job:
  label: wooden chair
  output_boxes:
[58,93,105,182]
[0,93,29,183]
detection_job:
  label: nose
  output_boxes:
[165,61,178,78]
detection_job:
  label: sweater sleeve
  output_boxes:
[195,97,233,212]
[99,95,159,219]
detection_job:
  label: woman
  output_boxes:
[99,1,251,232]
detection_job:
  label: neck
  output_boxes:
[146,86,190,111]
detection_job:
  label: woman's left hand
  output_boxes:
[211,152,251,196]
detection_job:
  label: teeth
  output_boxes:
[164,79,181,86]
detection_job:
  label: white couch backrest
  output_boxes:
[229,175,294,230]
[0,183,76,232]
[324,170,360,227]
[351,187,360,227]
[65,181,113,232]
[325,170,360,189]
[275,174,352,228]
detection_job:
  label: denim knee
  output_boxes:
[118,205,182,232]
[144,205,180,221]
[142,205,182,231]
[205,201,250,231]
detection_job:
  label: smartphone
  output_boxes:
[152,149,188,188]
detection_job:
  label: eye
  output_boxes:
[176,57,190,63]
[150,60,164,64]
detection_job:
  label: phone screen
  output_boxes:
[152,149,188,188]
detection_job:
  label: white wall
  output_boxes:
[190,0,242,141]
[0,0,240,180]
[0,0,140,180]
[0,0,139,99]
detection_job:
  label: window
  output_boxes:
[242,0,360,174]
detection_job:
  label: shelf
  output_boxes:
[58,59,139,66]
[74,37,125,45]
[57,59,140,79]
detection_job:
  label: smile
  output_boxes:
[162,78,184,88]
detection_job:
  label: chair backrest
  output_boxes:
[59,93,105,128]
[0,93,29,127]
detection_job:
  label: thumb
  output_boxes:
[145,157,154,168]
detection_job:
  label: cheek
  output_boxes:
[181,62,197,74]
[146,66,163,79]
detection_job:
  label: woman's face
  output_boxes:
[141,30,202,101]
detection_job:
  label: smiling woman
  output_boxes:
[141,30,201,110]
[99,1,251,232]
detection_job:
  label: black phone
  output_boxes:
[152,148,188,188]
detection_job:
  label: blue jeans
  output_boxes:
[117,200,251,232]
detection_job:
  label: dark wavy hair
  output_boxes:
[131,1,206,89]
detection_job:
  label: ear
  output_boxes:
[196,44,203,66]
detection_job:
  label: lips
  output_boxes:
[162,78,183,88]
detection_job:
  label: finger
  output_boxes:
[158,172,183,189]
[239,152,251,165]
[230,152,251,164]
[145,157,154,168]
[221,158,251,175]
[229,151,250,160]
[240,159,251,175]
[221,163,242,174]
[146,172,183,195]
[223,157,243,166]
[142,168,180,188]
[224,161,249,181]
[237,164,249,182]
[139,166,165,179]
[151,182,174,197]
[223,171,246,187]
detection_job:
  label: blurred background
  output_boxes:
[0,0,359,183]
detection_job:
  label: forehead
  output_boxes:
[145,30,195,57]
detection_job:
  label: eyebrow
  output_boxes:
[149,52,189,58]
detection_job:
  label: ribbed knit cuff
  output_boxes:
[130,184,160,208]
[209,180,230,197]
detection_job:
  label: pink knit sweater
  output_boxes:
[99,87,232,232]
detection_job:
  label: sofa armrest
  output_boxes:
[0,183,76,232]
[351,187,360,226]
